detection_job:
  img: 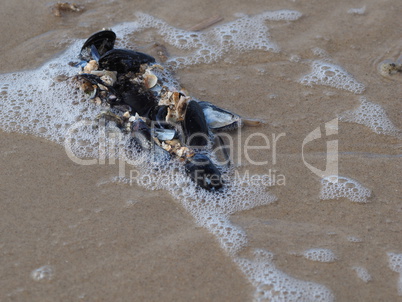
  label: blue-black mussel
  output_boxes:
[115,77,158,117]
[185,153,223,191]
[73,73,118,103]
[72,30,265,192]
[182,100,210,148]
[99,49,156,74]
[79,30,116,61]
[128,117,171,162]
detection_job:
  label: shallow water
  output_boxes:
[1,0,401,301]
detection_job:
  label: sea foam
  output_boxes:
[320,175,371,203]
[352,266,372,283]
[388,252,402,295]
[236,249,334,302]
[339,97,401,137]
[303,248,337,263]
[299,60,365,94]
[0,11,337,301]
[128,10,302,68]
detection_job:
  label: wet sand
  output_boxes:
[0,132,251,301]
[1,0,402,301]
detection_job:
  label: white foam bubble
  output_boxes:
[389,252,402,272]
[289,54,301,63]
[31,265,54,281]
[311,47,329,58]
[299,60,365,94]
[320,175,371,203]
[347,236,363,243]
[388,252,402,295]
[131,10,301,68]
[347,6,366,15]
[0,40,101,149]
[303,248,337,263]
[352,266,372,283]
[200,215,248,255]
[236,249,334,301]
[339,97,401,137]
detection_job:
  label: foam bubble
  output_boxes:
[339,97,401,137]
[388,252,402,273]
[236,249,334,301]
[289,54,301,63]
[387,252,402,295]
[131,10,302,68]
[299,60,365,94]
[311,47,329,58]
[31,265,54,281]
[352,266,372,283]
[200,215,248,255]
[347,6,366,15]
[303,248,337,263]
[0,40,101,147]
[320,175,371,203]
[347,236,363,243]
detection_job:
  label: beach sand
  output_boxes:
[1,0,401,301]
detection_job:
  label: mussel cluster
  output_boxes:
[72,30,260,191]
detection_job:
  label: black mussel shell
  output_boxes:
[74,73,107,86]
[99,49,156,74]
[80,30,116,61]
[153,105,169,125]
[185,153,223,191]
[74,73,117,99]
[149,105,175,129]
[121,89,156,117]
[212,134,231,167]
[131,118,153,149]
[183,100,209,148]
[198,101,242,131]
[146,105,177,140]
[130,119,171,162]
[117,81,157,117]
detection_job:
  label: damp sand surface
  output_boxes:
[1,0,402,301]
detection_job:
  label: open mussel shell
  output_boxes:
[148,105,176,130]
[198,101,242,131]
[183,100,210,148]
[79,30,116,61]
[74,73,116,99]
[153,105,169,126]
[154,128,177,141]
[131,118,153,147]
[185,153,223,191]
[212,134,231,167]
[130,118,171,161]
[99,49,156,74]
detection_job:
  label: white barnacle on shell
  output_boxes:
[83,60,99,73]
